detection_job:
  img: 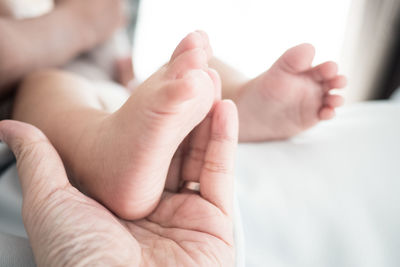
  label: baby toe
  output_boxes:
[310,61,338,82]
[324,94,344,107]
[195,30,213,59]
[170,31,205,61]
[319,106,336,120]
[277,43,316,73]
[324,75,347,91]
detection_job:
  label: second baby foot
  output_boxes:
[235,44,347,141]
[74,32,220,219]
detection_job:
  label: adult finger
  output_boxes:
[0,120,141,266]
[199,100,238,217]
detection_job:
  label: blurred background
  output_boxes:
[3,0,400,102]
[133,0,400,103]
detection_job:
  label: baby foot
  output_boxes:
[235,44,347,141]
[73,32,220,219]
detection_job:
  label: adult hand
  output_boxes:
[0,100,238,266]
[54,0,124,50]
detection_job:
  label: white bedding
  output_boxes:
[236,101,400,266]
[0,101,399,266]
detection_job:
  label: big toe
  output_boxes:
[275,43,315,73]
[170,31,213,62]
[167,31,214,79]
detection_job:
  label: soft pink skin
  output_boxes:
[114,56,135,87]
[12,31,220,221]
[74,32,221,220]
[234,43,347,142]
[0,100,237,266]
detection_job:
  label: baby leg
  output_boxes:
[13,31,220,219]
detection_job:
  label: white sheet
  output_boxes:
[236,101,400,266]
[0,101,399,266]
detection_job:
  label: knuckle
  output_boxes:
[8,124,50,161]
[15,139,49,162]
[203,160,230,175]
[211,132,236,144]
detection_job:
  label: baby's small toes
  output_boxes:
[324,94,344,107]
[319,106,336,120]
[162,69,212,104]
[309,61,338,82]
[206,68,222,99]
[324,75,347,91]
[195,30,213,59]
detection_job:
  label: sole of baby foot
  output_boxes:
[235,43,347,142]
[73,31,220,220]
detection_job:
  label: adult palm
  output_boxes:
[0,101,237,267]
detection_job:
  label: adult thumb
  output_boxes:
[0,120,71,210]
